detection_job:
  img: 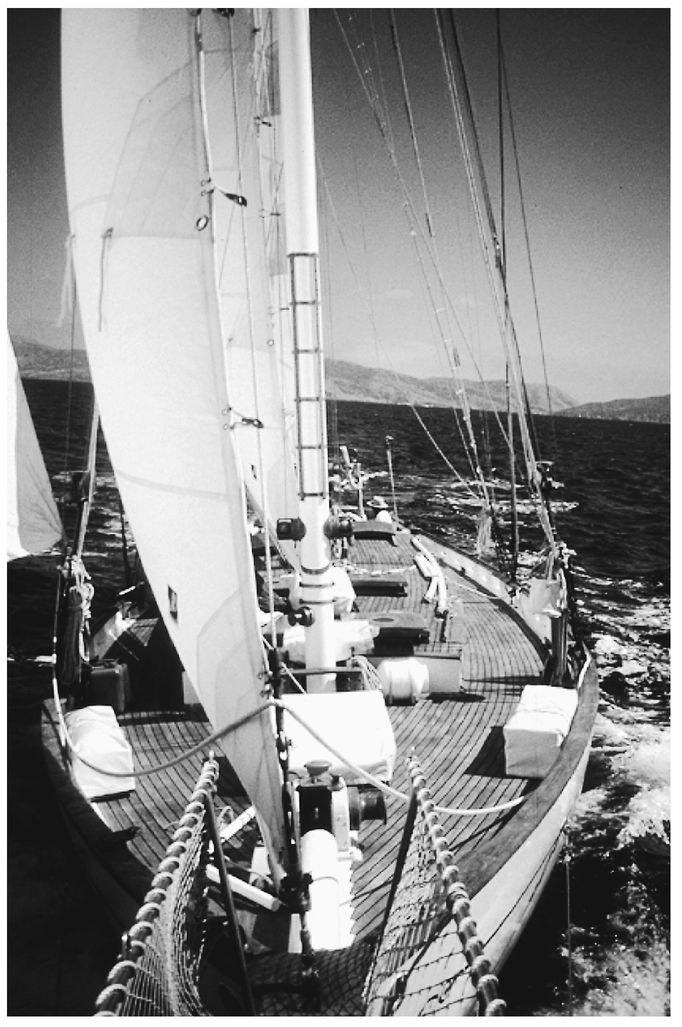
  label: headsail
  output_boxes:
[200,12,300,555]
[6,336,62,560]
[61,10,286,869]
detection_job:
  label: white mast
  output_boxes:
[277,9,336,691]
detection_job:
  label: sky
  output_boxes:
[6,5,670,404]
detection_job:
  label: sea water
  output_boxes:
[7,382,670,1015]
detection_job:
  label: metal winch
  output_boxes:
[297,760,386,854]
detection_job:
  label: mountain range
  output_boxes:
[325,358,575,415]
[553,394,670,424]
[12,337,91,382]
[11,338,669,424]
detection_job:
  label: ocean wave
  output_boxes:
[587,710,669,848]
[613,727,670,836]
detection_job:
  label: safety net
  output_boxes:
[93,760,219,1016]
[363,755,505,1016]
[93,753,504,1016]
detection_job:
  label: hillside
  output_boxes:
[325,358,576,415]
[11,336,91,382]
[11,340,572,412]
[557,395,670,424]
[11,339,668,423]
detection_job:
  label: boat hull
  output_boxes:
[41,531,599,1016]
[364,654,598,1016]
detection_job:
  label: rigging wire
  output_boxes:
[435,10,556,550]
[374,11,486,480]
[350,133,380,372]
[118,495,133,588]
[317,162,479,500]
[320,156,339,460]
[338,5,542,492]
[343,41,504,441]
[75,399,99,560]
[387,8,518,573]
[388,8,486,494]
[442,10,545,479]
[333,12,523,506]
[497,10,520,578]
[201,11,286,642]
[499,35,558,459]
[331,12,487,500]
[223,11,278,639]
[62,242,78,490]
[252,8,299,515]
[333,10,539,573]
[56,234,98,561]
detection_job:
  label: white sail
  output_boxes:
[201,12,300,554]
[7,336,62,560]
[61,9,286,869]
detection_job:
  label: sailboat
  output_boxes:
[7,337,63,561]
[35,8,598,1016]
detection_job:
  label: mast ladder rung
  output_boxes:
[289,250,327,498]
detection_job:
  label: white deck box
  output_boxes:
[65,705,135,799]
[276,690,396,784]
[503,685,578,778]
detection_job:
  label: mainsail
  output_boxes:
[7,336,62,560]
[61,10,286,869]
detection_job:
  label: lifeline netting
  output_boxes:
[91,749,375,1018]
[363,755,505,1016]
[94,760,218,1016]
[93,753,505,1017]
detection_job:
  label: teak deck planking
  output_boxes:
[43,528,546,941]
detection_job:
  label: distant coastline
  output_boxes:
[12,337,91,383]
[554,395,669,424]
[12,338,669,425]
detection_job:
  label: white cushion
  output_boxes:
[277,690,396,784]
[65,705,135,799]
[503,685,577,778]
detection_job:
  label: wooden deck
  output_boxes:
[344,529,544,939]
[43,527,548,947]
